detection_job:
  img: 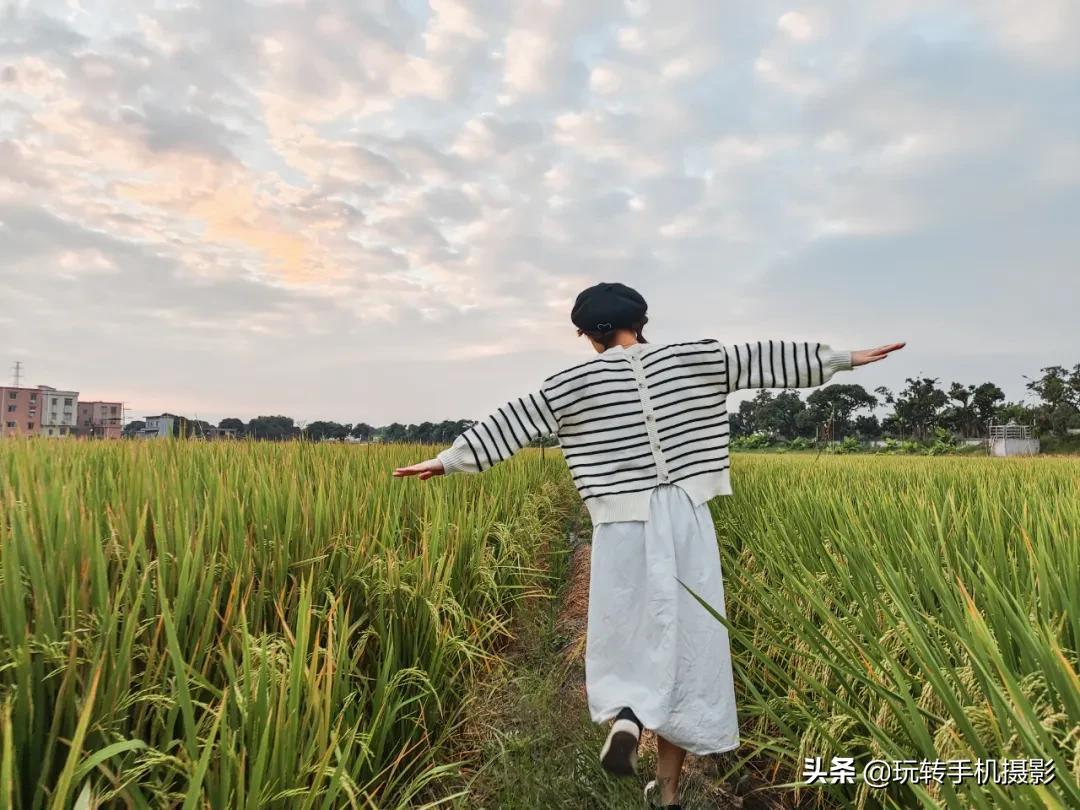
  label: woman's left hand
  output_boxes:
[392,458,445,479]
[851,342,906,367]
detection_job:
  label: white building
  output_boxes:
[137,414,178,438]
[38,385,79,437]
[988,421,1040,456]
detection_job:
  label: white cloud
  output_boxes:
[977,0,1080,68]
[589,64,621,94]
[777,10,822,41]
[503,28,553,96]
[616,26,646,53]
[0,0,1077,422]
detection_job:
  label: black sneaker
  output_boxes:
[599,709,642,777]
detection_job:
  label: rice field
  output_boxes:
[0,439,576,809]
[1,443,1077,809]
[707,455,1080,809]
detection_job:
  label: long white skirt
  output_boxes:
[585,483,740,756]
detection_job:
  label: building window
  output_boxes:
[6,405,14,413]
[27,422,33,430]
[30,393,36,401]
[64,398,73,405]
[5,422,14,428]
[7,392,14,399]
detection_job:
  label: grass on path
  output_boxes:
[433,529,753,810]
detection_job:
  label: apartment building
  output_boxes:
[77,401,123,439]
[0,387,42,437]
[137,413,178,438]
[38,385,79,437]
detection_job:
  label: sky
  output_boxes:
[1,0,1078,427]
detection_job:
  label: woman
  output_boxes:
[393,282,904,809]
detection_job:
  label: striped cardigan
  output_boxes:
[436,339,853,524]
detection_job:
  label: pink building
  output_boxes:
[77,401,123,439]
[0,387,43,437]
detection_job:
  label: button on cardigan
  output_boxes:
[436,338,854,524]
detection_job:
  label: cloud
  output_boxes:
[0,0,1077,423]
[976,0,1080,69]
[777,11,824,42]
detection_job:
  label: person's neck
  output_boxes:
[603,337,640,352]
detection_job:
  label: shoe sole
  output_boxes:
[600,728,639,777]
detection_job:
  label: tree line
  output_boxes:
[121,364,1079,444]
[120,415,557,445]
[731,365,1079,442]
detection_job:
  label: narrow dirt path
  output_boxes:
[554,538,780,809]
[433,520,794,809]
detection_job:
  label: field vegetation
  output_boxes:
[707,455,1079,808]
[0,440,576,809]
[1,443,1076,809]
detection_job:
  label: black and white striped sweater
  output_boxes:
[436,338,853,524]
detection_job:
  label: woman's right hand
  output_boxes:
[851,342,906,367]
[391,458,445,480]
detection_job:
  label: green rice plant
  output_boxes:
[0,438,576,808]
[5,440,1075,809]
[690,455,1079,809]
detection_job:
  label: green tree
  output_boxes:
[247,415,300,441]
[994,401,1037,424]
[734,390,806,439]
[763,390,805,439]
[436,420,477,444]
[972,383,1006,432]
[735,391,769,437]
[382,422,408,442]
[890,377,948,441]
[305,421,351,441]
[729,408,747,437]
[942,382,1004,437]
[804,384,878,439]
[794,408,820,439]
[183,419,212,438]
[1025,365,1080,436]
[350,422,375,441]
[413,421,437,443]
[853,414,882,439]
[942,383,980,438]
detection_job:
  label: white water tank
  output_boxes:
[988,421,1039,456]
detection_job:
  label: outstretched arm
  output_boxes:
[392,387,557,480]
[722,340,904,392]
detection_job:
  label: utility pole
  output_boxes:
[117,403,135,437]
[12,361,23,388]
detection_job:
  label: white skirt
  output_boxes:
[585,483,741,756]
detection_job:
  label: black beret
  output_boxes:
[571,282,648,333]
